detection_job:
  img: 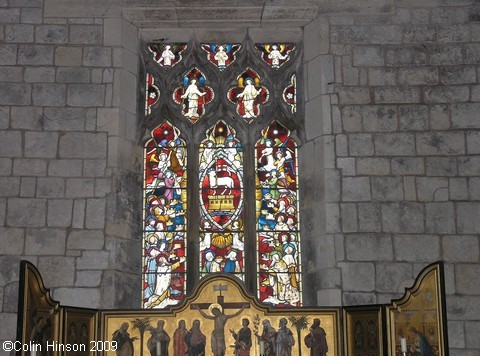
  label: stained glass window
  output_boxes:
[199,121,245,280]
[256,121,302,307]
[143,121,187,309]
[142,38,302,308]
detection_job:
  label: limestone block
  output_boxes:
[0,8,20,23]
[357,203,382,232]
[105,237,141,271]
[343,292,376,306]
[103,17,121,46]
[416,177,448,201]
[48,159,82,177]
[342,177,371,201]
[0,228,24,255]
[394,234,440,261]
[304,16,329,61]
[448,320,466,349]
[69,25,102,44]
[316,268,341,289]
[341,203,357,232]
[465,322,480,349]
[398,68,438,86]
[306,55,334,99]
[325,203,340,233]
[338,87,370,104]
[14,0,43,6]
[0,177,20,197]
[374,87,419,104]
[370,25,401,44]
[32,83,66,106]
[466,131,480,155]
[0,83,31,105]
[371,176,404,201]
[368,68,396,86]
[429,45,463,65]
[449,178,468,200]
[357,157,390,175]
[7,198,46,226]
[431,7,468,24]
[0,45,17,65]
[72,199,85,228]
[375,263,412,293]
[0,313,17,340]
[447,295,480,321]
[83,47,111,67]
[0,66,23,83]
[67,84,105,107]
[457,202,480,233]
[19,177,36,198]
[18,45,54,65]
[55,46,82,67]
[59,132,107,159]
[75,270,102,287]
[85,198,106,229]
[21,8,43,24]
[5,24,34,42]
[443,235,479,263]
[429,104,450,130]
[0,158,11,175]
[53,287,100,308]
[66,178,95,198]
[341,106,362,132]
[47,199,73,227]
[403,25,436,43]
[382,203,424,233]
[56,67,90,83]
[339,262,375,292]
[456,265,480,295]
[67,230,104,250]
[24,67,55,83]
[331,25,369,44]
[385,46,426,66]
[25,228,66,255]
[437,24,470,43]
[0,131,22,157]
[44,107,88,131]
[398,105,428,131]
[426,157,457,176]
[362,105,398,132]
[13,158,47,177]
[38,256,75,287]
[426,202,455,234]
[424,85,469,104]
[83,160,107,177]
[346,234,393,261]
[337,157,355,176]
[353,46,384,66]
[77,250,109,270]
[36,177,65,198]
[324,169,341,202]
[3,281,18,312]
[374,133,415,156]
[335,134,348,157]
[305,95,324,140]
[417,132,465,156]
[24,131,58,158]
[349,133,374,156]
[452,103,480,129]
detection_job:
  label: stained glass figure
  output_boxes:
[143,121,187,308]
[255,43,295,69]
[255,121,302,307]
[227,68,269,123]
[199,121,245,280]
[173,67,214,124]
[148,43,187,68]
[145,73,160,116]
[201,44,241,70]
[283,74,296,114]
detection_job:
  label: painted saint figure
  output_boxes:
[214,46,229,69]
[255,319,276,356]
[268,45,288,68]
[181,79,206,120]
[112,322,137,356]
[304,318,328,356]
[186,320,206,356]
[147,320,170,356]
[236,78,260,119]
[173,320,189,356]
[193,303,248,356]
[230,318,252,356]
[160,45,175,66]
[276,318,295,356]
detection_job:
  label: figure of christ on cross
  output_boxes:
[191,284,250,356]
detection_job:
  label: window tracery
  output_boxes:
[142,38,303,309]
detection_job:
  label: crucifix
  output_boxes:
[190,283,250,356]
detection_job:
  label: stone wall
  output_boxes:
[0,0,479,355]
[303,1,480,355]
